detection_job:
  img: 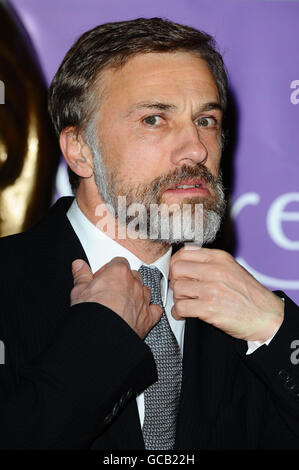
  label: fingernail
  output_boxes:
[72,260,83,273]
[184,243,202,250]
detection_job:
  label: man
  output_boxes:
[0,17,299,449]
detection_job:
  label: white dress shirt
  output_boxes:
[67,198,277,428]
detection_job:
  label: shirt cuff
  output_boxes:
[246,298,285,355]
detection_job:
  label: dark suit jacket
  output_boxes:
[0,196,299,449]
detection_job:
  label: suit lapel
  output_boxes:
[31,196,90,301]
[174,317,232,449]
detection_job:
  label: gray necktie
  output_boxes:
[138,265,182,450]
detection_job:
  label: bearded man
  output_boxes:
[0,17,299,450]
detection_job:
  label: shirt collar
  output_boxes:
[67,199,172,307]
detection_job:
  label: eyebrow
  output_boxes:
[125,100,223,118]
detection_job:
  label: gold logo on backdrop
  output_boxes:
[0,2,60,237]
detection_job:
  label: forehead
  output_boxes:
[99,51,219,109]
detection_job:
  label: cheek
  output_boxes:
[119,132,170,176]
[204,141,222,177]
[103,139,158,181]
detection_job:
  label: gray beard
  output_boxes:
[86,128,226,245]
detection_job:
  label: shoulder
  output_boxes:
[0,196,75,278]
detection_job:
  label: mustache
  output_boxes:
[135,163,220,202]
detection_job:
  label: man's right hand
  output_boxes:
[70,258,162,339]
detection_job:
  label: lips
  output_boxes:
[165,179,209,191]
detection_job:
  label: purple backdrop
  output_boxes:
[10,0,299,303]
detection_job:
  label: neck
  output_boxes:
[75,186,170,264]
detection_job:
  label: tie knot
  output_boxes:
[138,265,163,307]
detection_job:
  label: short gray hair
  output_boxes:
[48,17,228,193]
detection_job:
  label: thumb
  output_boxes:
[72,259,93,286]
[149,304,163,326]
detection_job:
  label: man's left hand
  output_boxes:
[169,247,284,343]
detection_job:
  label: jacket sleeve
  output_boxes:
[0,302,157,449]
[236,292,299,448]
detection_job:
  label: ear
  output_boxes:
[59,127,94,178]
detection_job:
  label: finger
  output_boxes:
[170,245,203,263]
[131,270,143,283]
[172,280,224,305]
[93,264,107,277]
[170,260,205,283]
[143,285,152,303]
[171,298,206,321]
[171,246,223,266]
[107,256,131,268]
[72,259,93,286]
[149,304,163,325]
[183,243,202,251]
[172,279,199,299]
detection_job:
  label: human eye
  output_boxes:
[143,115,163,126]
[195,116,218,128]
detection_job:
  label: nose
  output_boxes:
[170,123,208,167]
